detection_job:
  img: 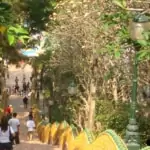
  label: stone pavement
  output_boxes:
[9,95,56,150]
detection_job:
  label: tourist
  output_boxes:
[4,105,11,115]
[8,113,20,145]
[23,82,27,93]
[15,77,19,85]
[26,81,30,92]
[0,116,15,150]
[4,105,12,120]
[28,108,33,119]
[23,95,28,109]
[26,115,35,141]
[15,84,19,94]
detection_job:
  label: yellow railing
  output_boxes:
[32,107,150,150]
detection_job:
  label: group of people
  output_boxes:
[13,77,30,95]
[0,106,35,150]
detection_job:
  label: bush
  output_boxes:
[95,99,150,147]
[95,100,128,136]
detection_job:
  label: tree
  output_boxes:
[0,2,12,26]
[0,1,30,66]
[24,0,57,32]
[40,0,150,132]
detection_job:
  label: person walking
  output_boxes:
[9,105,13,115]
[28,108,33,119]
[0,115,15,150]
[23,96,28,109]
[26,115,35,141]
[23,82,27,93]
[4,105,12,120]
[4,105,11,115]
[15,83,19,94]
[26,82,30,92]
[8,113,20,145]
[15,77,19,85]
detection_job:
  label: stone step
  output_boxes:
[13,142,60,150]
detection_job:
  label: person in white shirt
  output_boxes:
[26,115,35,141]
[0,115,15,150]
[8,113,20,144]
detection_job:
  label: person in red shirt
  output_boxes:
[4,105,12,120]
[5,105,11,114]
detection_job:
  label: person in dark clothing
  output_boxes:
[28,108,33,119]
[26,82,30,92]
[23,82,27,93]
[23,96,28,109]
[15,84,19,94]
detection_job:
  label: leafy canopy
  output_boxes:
[26,0,57,31]
[0,2,12,25]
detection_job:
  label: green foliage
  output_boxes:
[137,50,150,61]
[137,107,150,147]
[100,9,129,59]
[95,100,129,136]
[6,25,29,45]
[51,97,80,124]
[0,2,12,25]
[104,69,114,81]
[26,0,57,31]
[112,0,127,9]
[95,99,150,146]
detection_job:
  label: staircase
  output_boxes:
[9,95,60,150]
[14,142,55,150]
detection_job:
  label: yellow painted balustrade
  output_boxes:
[32,107,41,125]
[53,121,69,145]
[36,121,42,133]
[36,121,48,141]
[76,130,128,150]
[43,124,51,144]
[35,120,150,150]
[49,122,60,145]
[39,122,49,143]
[62,126,78,150]
[58,126,71,147]
[67,129,94,150]
[35,112,41,124]
[39,125,46,141]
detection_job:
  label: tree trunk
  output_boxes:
[1,74,7,109]
[87,93,95,130]
[112,78,118,102]
[2,89,8,109]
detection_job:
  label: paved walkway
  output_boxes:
[6,65,60,150]
[9,95,54,150]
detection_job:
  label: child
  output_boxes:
[26,115,35,141]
